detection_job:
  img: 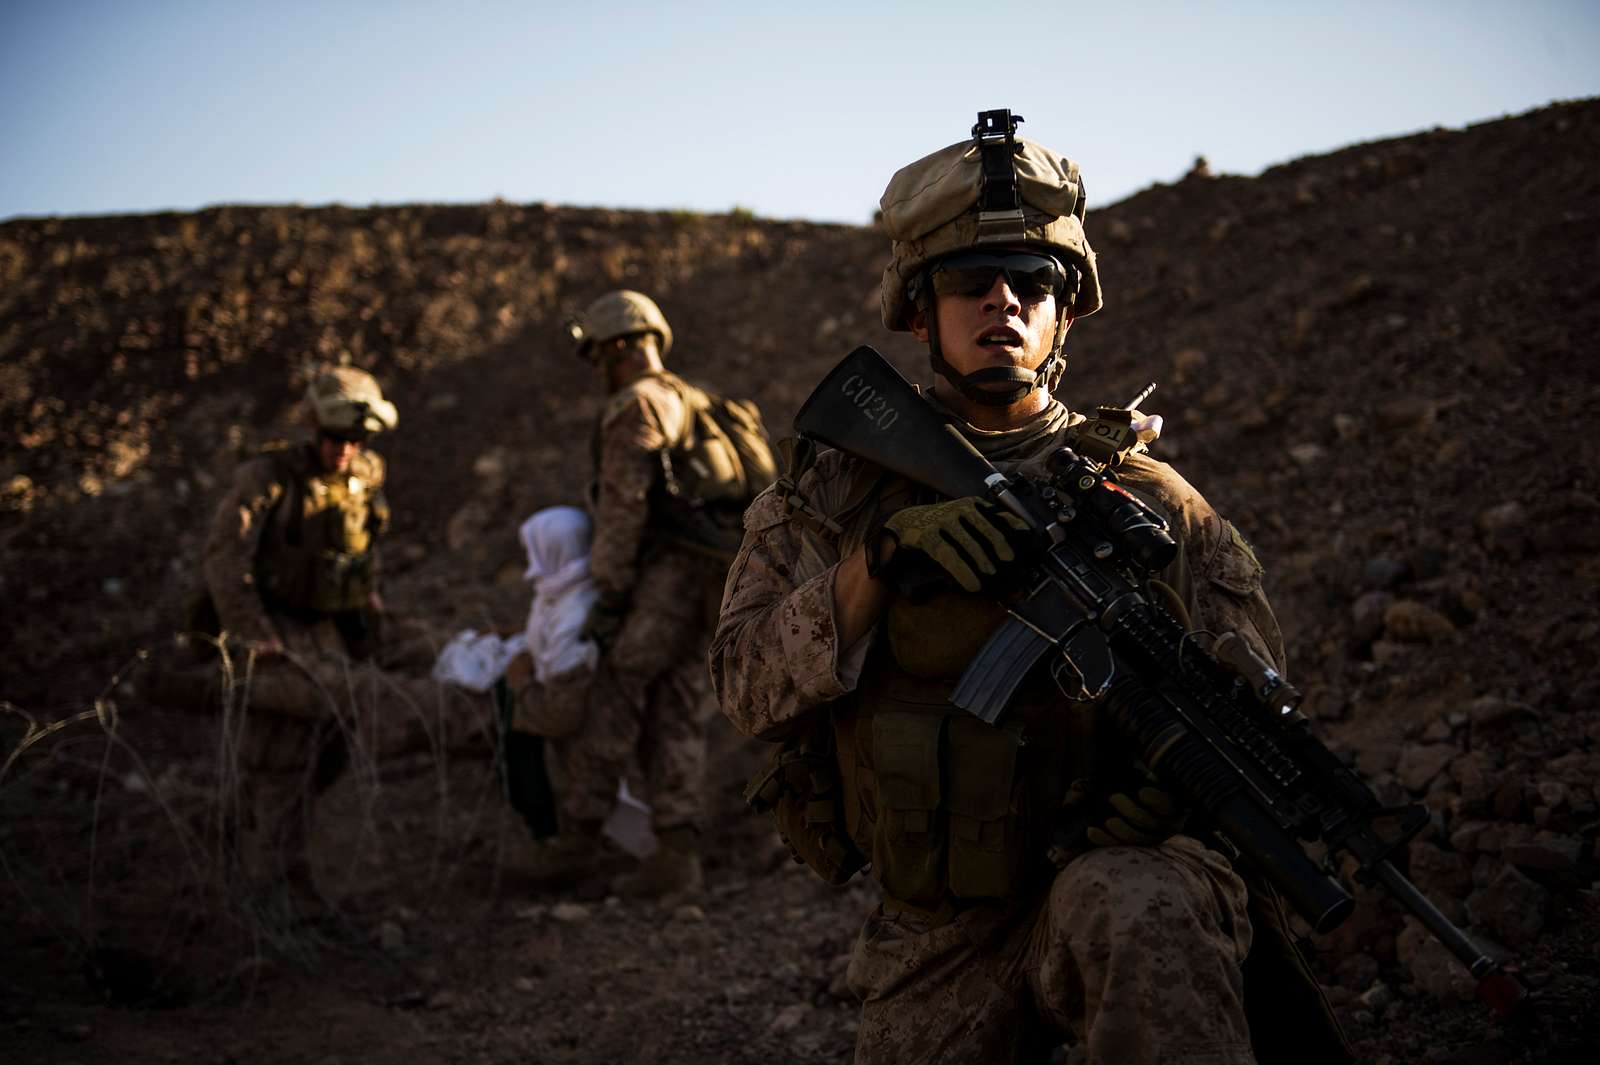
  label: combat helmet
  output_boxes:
[567,290,674,360]
[303,366,399,441]
[879,109,1102,404]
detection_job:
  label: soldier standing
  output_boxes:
[537,291,768,898]
[711,114,1350,1063]
[181,366,483,907]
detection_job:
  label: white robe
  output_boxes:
[518,506,600,684]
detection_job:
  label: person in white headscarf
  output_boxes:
[508,505,600,737]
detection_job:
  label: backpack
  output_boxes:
[660,380,778,508]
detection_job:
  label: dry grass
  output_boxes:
[0,636,511,1006]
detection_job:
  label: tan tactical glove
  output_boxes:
[1085,767,1187,847]
[873,497,1035,596]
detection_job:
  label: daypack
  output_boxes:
[660,379,778,508]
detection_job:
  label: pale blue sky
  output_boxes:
[2,1,1597,224]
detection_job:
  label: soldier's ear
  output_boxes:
[908,305,929,343]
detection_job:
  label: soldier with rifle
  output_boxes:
[533,291,776,898]
[713,112,1518,1063]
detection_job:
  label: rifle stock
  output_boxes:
[794,347,1004,502]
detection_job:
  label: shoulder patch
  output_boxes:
[1207,520,1265,596]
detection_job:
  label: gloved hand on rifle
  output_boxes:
[869,497,1036,598]
[1085,763,1188,847]
[580,589,631,650]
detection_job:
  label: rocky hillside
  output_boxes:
[3,99,1599,1063]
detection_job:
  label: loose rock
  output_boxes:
[1397,743,1457,793]
[1382,600,1457,643]
[377,921,406,954]
[1465,864,1549,946]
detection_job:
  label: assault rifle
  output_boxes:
[793,345,1525,1017]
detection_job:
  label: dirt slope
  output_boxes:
[3,99,1598,1063]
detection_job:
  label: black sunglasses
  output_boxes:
[928,251,1072,302]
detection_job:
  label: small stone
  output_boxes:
[1351,590,1394,644]
[1475,501,1526,534]
[1466,864,1548,946]
[1475,502,1527,556]
[1171,348,1208,385]
[1376,397,1437,430]
[1397,919,1476,1001]
[671,904,706,923]
[1397,743,1457,793]
[1335,952,1380,990]
[1370,639,1409,663]
[1502,836,1584,874]
[102,577,126,596]
[377,920,406,953]
[550,902,590,924]
[1492,779,1525,821]
[1333,413,1360,441]
[1535,781,1569,809]
[1288,442,1326,466]
[426,990,459,1010]
[1383,600,1457,643]
[768,1002,811,1034]
[1467,695,1525,729]
[471,447,507,480]
[1407,840,1473,898]
[1358,982,1394,1010]
[513,977,536,992]
[1448,820,1491,853]
[514,904,548,921]
[1472,823,1512,854]
[1421,718,1451,742]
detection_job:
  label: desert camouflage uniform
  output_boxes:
[198,441,486,883]
[561,370,724,829]
[713,398,1339,1064]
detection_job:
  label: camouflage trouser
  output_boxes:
[560,546,723,830]
[847,836,1256,1065]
